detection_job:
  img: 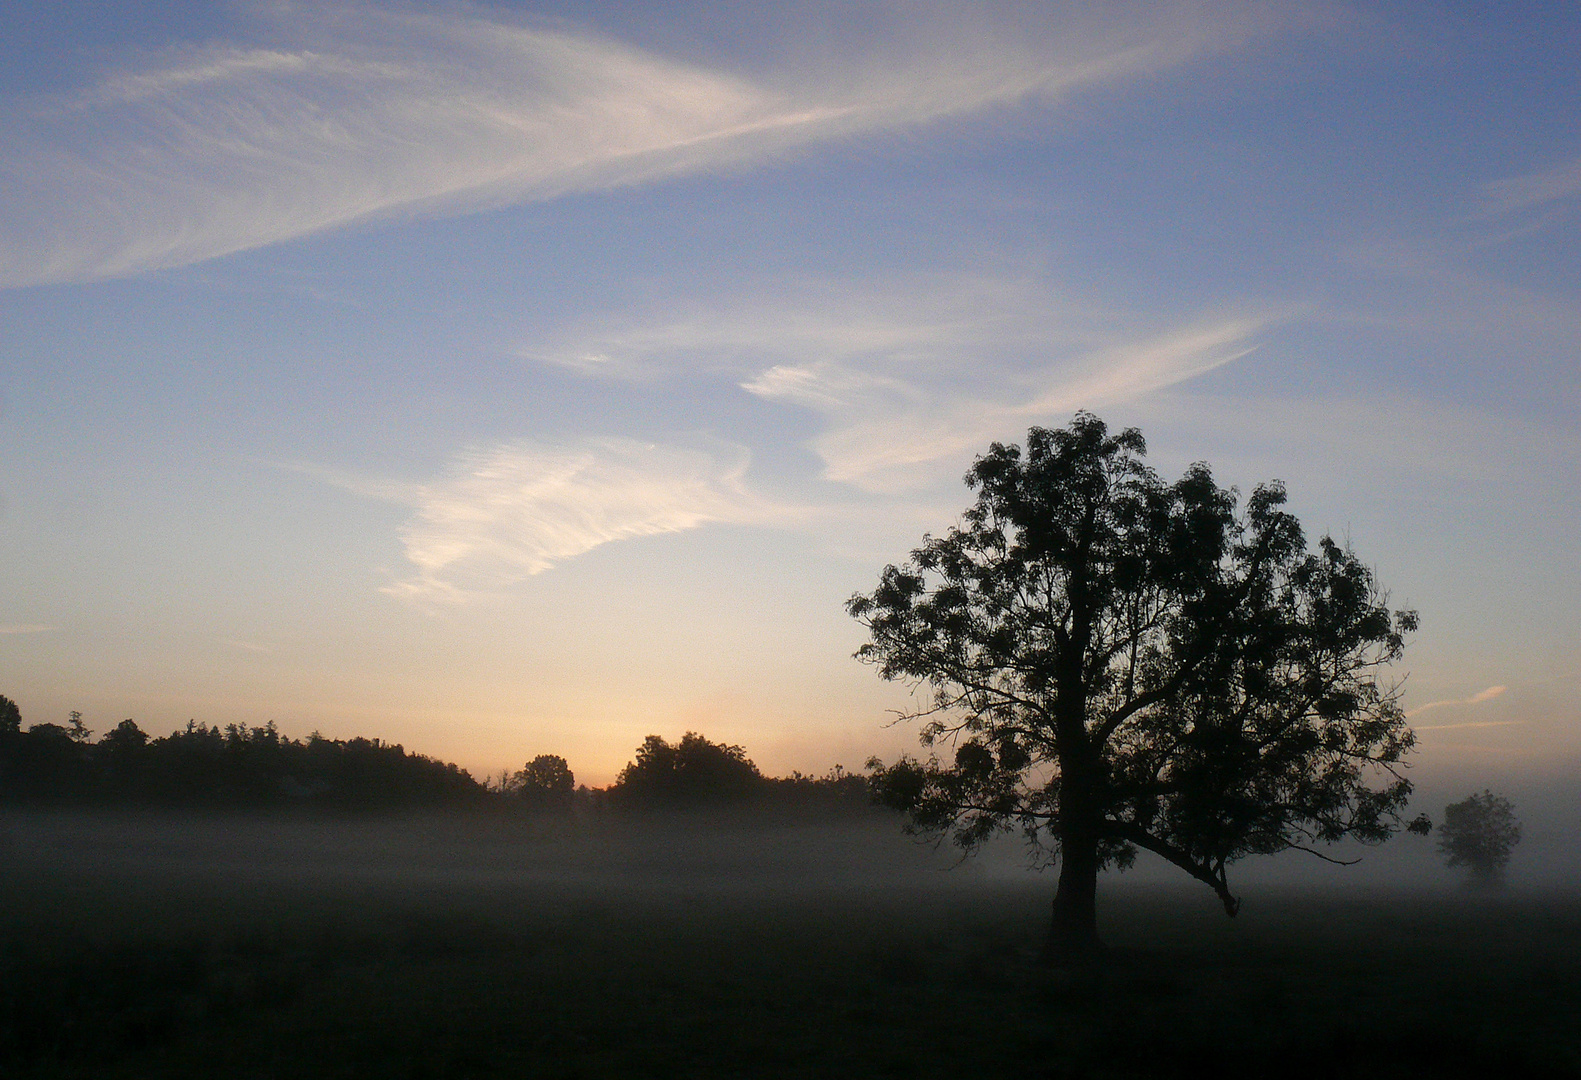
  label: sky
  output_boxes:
[1,0,1577,793]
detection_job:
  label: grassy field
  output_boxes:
[2,810,1578,1078]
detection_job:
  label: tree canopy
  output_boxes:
[0,694,20,736]
[1438,790,1521,887]
[850,414,1426,958]
[0,712,486,811]
[507,754,576,808]
[611,732,763,807]
[0,695,872,817]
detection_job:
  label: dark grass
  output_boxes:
[3,811,1579,1078]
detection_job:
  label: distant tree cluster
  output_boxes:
[610,732,763,807]
[0,695,873,817]
[0,695,485,811]
[604,732,870,811]
[765,764,872,811]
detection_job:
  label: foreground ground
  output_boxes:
[2,810,1578,1078]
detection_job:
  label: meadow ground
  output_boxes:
[2,809,1578,1078]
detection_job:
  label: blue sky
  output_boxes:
[1,1,1577,788]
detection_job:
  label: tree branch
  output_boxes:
[1281,843,1361,866]
[1103,820,1241,916]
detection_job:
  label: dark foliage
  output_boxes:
[607,735,872,813]
[850,414,1422,954]
[0,709,486,812]
[505,754,576,809]
[1438,790,1521,886]
[762,764,873,811]
[0,694,21,737]
[610,732,765,807]
[0,695,875,818]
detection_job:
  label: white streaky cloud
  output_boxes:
[0,624,58,634]
[532,272,1100,379]
[1487,155,1581,214]
[1406,685,1508,719]
[791,318,1260,490]
[535,271,1266,491]
[1,4,1253,286]
[381,438,779,603]
[1024,321,1261,411]
[1413,720,1524,732]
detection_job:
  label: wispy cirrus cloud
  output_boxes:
[309,437,782,603]
[0,3,1258,286]
[1406,684,1507,719]
[1486,155,1581,215]
[748,318,1261,491]
[536,272,1268,491]
[531,272,1108,379]
[1414,720,1524,732]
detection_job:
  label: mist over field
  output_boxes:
[5,802,1580,1078]
[5,783,1579,900]
[3,808,974,902]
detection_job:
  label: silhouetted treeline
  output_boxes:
[0,698,484,811]
[604,732,870,812]
[0,698,873,815]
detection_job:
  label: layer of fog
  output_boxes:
[4,778,1575,909]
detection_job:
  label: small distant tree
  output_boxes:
[509,754,575,808]
[1438,790,1521,887]
[66,710,92,743]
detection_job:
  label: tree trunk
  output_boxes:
[1047,650,1101,964]
[1043,827,1102,965]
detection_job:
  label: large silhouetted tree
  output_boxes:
[850,414,1427,961]
[1438,790,1521,887]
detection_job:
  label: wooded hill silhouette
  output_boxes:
[0,700,483,811]
[0,696,868,814]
